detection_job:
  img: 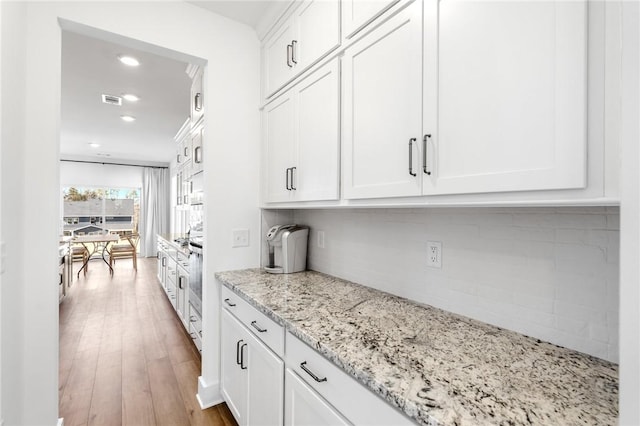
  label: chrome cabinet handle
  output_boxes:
[178,276,184,289]
[423,134,432,175]
[184,146,189,157]
[194,146,202,164]
[409,138,417,176]
[291,167,297,190]
[157,251,160,259]
[300,361,327,383]
[291,40,298,64]
[177,153,181,164]
[240,343,248,370]
[194,93,203,112]
[162,257,166,267]
[250,320,267,333]
[286,44,293,68]
[236,340,243,365]
[190,316,197,323]
[224,298,236,307]
[286,167,292,190]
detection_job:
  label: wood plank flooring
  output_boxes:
[59,256,237,426]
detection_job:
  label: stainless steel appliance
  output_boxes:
[189,235,203,316]
[265,225,309,274]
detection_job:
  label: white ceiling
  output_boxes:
[60,31,193,166]
[60,1,279,167]
[187,1,275,28]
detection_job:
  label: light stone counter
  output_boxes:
[215,269,618,426]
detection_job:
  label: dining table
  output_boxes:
[72,233,120,277]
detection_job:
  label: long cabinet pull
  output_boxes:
[240,343,248,370]
[286,167,292,191]
[250,320,267,333]
[236,340,243,365]
[291,40,298,64]
[408,138,417,176]
[286,44,293,68]
[194,146,202,164]
[300,361,327,383]
[423,134,432,175]
[194,93,203,112]
[224,298,236,307]
[291,167,297,190]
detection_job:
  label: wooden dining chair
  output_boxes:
[109,233,139,271]
[71,244,89,276]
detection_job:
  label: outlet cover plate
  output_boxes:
[232,229,249,248]
[427,241,442,268]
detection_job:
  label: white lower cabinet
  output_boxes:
[284,369,350,426]
[221,309,284,426]
[221,289,415,426]
[285,332,412,426]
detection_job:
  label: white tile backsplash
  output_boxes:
[291,207,620,362]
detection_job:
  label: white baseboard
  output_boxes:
[196,376,223,409]
[57,418,64,426]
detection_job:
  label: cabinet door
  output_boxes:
[191,69,204,125]
[264,92,296,202]
[284,369,350,426]
[265,19,296,98]
[342,0,400,39]
[176,272,188,327]
[191,127,203,175]
[221,310,248,425]
[342,1,423,200]
[423,0,587,195]
[294,59,340,201]
[246,332,285,426]
[293,0,341,72]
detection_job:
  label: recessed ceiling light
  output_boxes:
[118,55,139,67]
[122,94,139,102]
[96,153,112,157]
[88,142,101,148]
[120,115,136,122]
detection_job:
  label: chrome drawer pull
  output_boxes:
[224,298,236,307]
[250,320,267,333]
[300,361,327,383]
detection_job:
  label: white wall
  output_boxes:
[59,161,143,189]
[619,1,640,423]
[1,2,30,424]
[1,2,261,424]
[293,207,620,362]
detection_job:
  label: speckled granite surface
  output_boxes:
[215,269,618,426]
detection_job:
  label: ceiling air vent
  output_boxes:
[101,94,122,106]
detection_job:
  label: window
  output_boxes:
[62,186,140,237]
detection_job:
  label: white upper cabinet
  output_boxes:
[264,59,340,203]
[265,20,297,100]
[264,93,296,203]
[342,1,423,199]
[263,0,341,98]
[422,0,588,196]
[342,0,400,39]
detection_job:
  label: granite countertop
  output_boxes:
[157,233,191,256]
[215,269,618,426]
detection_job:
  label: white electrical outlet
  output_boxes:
[232,229,250,247]
[427,241,442,268]
[317,231,325,249]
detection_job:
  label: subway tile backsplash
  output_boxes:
[291,207,620,362]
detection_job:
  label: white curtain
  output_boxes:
[140,167,170,257]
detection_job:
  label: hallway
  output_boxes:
[59,256,235,426]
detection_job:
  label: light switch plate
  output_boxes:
[232,229,249,248]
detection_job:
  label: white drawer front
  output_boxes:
[285,332,413,426]
[221,286,285,357]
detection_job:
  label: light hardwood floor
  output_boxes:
[59,256,237,426]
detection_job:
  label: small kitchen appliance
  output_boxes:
[265,225,309,274]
